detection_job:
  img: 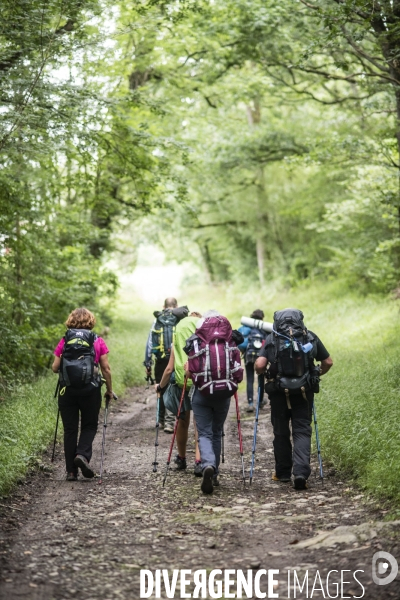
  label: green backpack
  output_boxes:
[151,309,178,359]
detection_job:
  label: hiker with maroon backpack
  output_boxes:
[255,308,333,490]
[184,311,244,494]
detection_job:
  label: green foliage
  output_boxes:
[108,0,400,292]
[0,377,57,496]
[106,288,153,392]
[314,296,400,504]
[0,0,186,388]
[3,0,400,390]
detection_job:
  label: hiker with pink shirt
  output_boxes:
[52,307,113,481]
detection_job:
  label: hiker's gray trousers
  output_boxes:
[269,391,314,480]
[192,388,232,473]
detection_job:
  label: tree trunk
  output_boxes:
[13,217,23,326]
[199,242,214,283]
[370,1,400,241]
[247,96,267,286]
[256,237,265,287]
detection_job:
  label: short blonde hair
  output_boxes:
[65,308,96,330]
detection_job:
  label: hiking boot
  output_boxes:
[74,455,95,479]
[174,455,187,470]
[194,461,203,477]
[158,420,165,429]
[213,475,220,487]
[201,466,214,494]
[66,472,77,481]
[246,403,254,413]
[164,425,174,434]
[294,476,308,490]
[271,471,291,483]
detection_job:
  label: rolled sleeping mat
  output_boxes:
[241,316,273,333]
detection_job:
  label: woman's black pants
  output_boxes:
[58,385,102,474]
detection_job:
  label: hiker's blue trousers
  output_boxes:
[269,391,314,480]
[192,388,232,473]
[245,361,265,405]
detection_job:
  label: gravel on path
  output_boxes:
[0,386,399,599]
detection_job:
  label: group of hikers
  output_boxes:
[52,299,333,494]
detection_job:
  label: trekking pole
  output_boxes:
[162,377,188,487]
[249,375,264,484]
[99,392,118,485]
[221,426,225,464]
[153,393,161,473]
[51,381,60,463]
[313,400,324,484]
[234,392,246,484]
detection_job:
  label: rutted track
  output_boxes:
[0,387,399,599]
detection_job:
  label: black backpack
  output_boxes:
[60,329,100,389]
[264,309,319,395]
[246,327,267,363]
[151,309,179,359]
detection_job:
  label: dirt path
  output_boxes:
[0,387,399,599]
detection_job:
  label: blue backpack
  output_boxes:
[246,327,267,363]
[238,325,266,363]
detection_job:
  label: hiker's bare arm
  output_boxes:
[158,346,175,389]
[255,356,267,374]
[52,356,61,373]
[320,356,333,376]
[184,361,191,379]
[100,354,113,396]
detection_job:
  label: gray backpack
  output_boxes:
[265,309,319,395]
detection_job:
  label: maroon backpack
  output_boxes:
[186,315,243,395]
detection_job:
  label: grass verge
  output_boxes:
[0,377,58,496]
